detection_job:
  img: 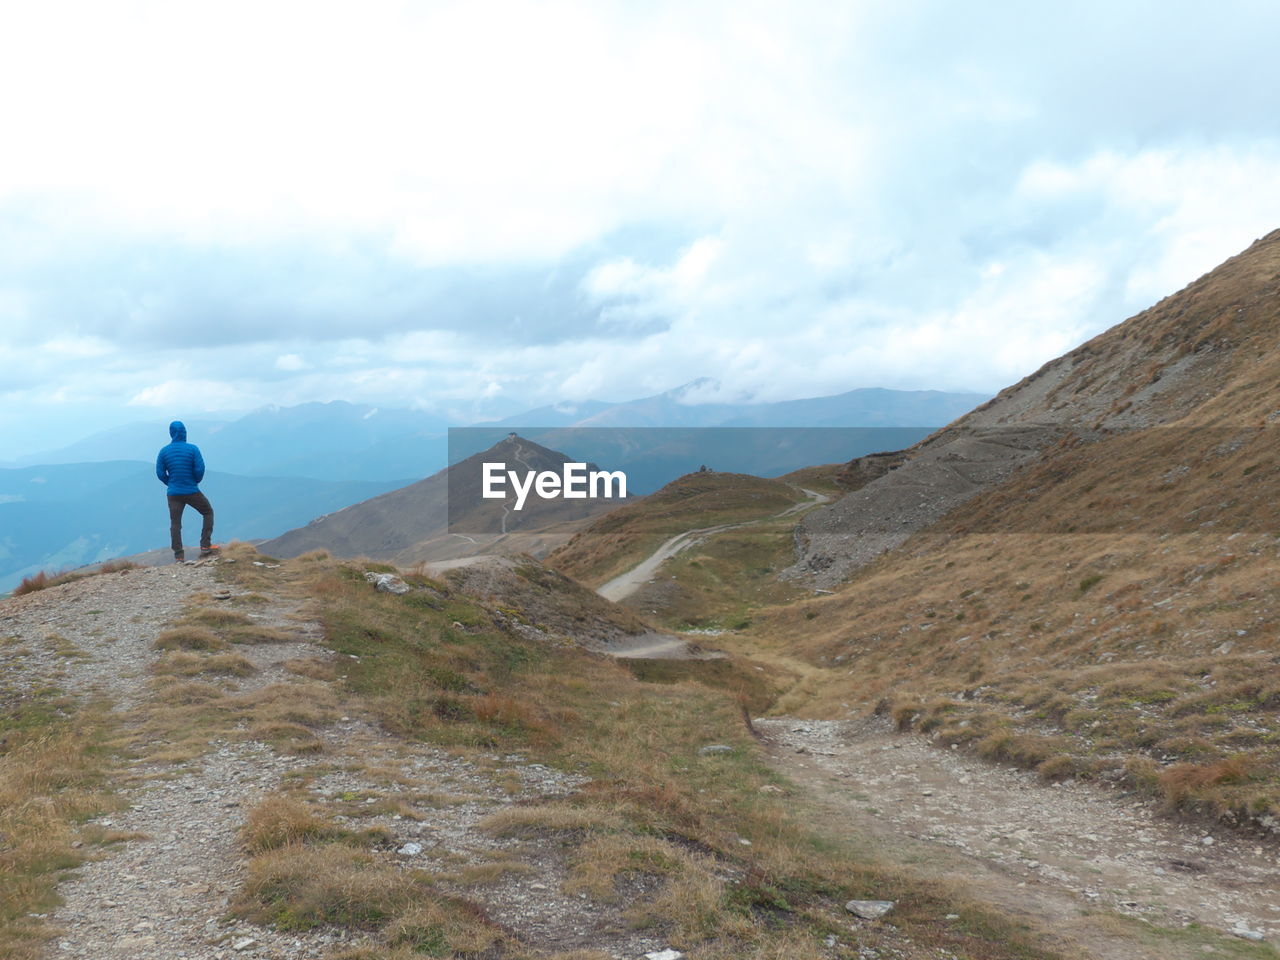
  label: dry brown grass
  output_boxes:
[139,668,342,763]
[151,678,228,706]
[154,651,257,678]
[175,601,296,655]
[181,606,255,628]
[318,899,508,959]
[282,658,340,681]
[11,560,139,597]
[223,624,296,645]
[776,462,846,495]
[238,682,340,728]
[234,793,507,956]
[629,869,756,944]
[471,692,545,734]
[138,678,240,764]
[0,701,121,959]
[154,626,228,652]
[241,794,348,853]
[477,804,625,839]
[452,860,536,886]
[1158,755,1257,814]
[325,948,423,960]
[383,900,503,955]
[563,834,689,902]
[178,607,296,645]
[234,843,428,930]
[248,721,325,755]
[236,684,339,755]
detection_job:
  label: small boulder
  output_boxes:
[1232,922,1265,942]
[845,899,895,920]
[698,744,733,756]
[365,572,410,595]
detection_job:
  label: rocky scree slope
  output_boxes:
[791,227,1280,586]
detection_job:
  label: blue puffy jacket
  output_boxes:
[156,421,206,495]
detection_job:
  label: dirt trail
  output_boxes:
[597,486,829,603]
[603,631,726,660]
[419,554,494,575]
[0,563,673,960]
[758,716,1279,958]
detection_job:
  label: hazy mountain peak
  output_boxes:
[664,377,723,403]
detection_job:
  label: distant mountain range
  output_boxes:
[450,425,937,495]
[8,404,452,482]
[483,380,988,429]
[13,385,989,483]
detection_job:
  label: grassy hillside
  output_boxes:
[546,472,807,588]
[623,522,811,632]
[735,231,1280,834]
[775,462,846,495]
[184,543,1068,960]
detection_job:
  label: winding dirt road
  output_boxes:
[596,486,830,603]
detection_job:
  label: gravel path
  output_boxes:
[758,716,1280,958]
[1,562,216,707]
[1,563,354,959]
[0,562,675,960]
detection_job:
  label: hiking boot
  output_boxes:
[199,545,221,559]
[174,550,185,563]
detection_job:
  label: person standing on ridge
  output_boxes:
[156,420,216,562]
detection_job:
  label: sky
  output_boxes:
[3,0,1280,459]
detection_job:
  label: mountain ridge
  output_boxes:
[16,386,991,480]
[256,434,624,565]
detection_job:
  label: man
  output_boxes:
[156,420,216,562]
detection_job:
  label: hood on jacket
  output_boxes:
[169,420,187,442]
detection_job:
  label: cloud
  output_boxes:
[4,1,1280,458]
[1016,146,1280,304]
[274,354,310,372]
[128,379,253,412]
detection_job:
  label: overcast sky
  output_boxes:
[3,0,1280,458]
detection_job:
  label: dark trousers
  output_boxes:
[168,492,214,553]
